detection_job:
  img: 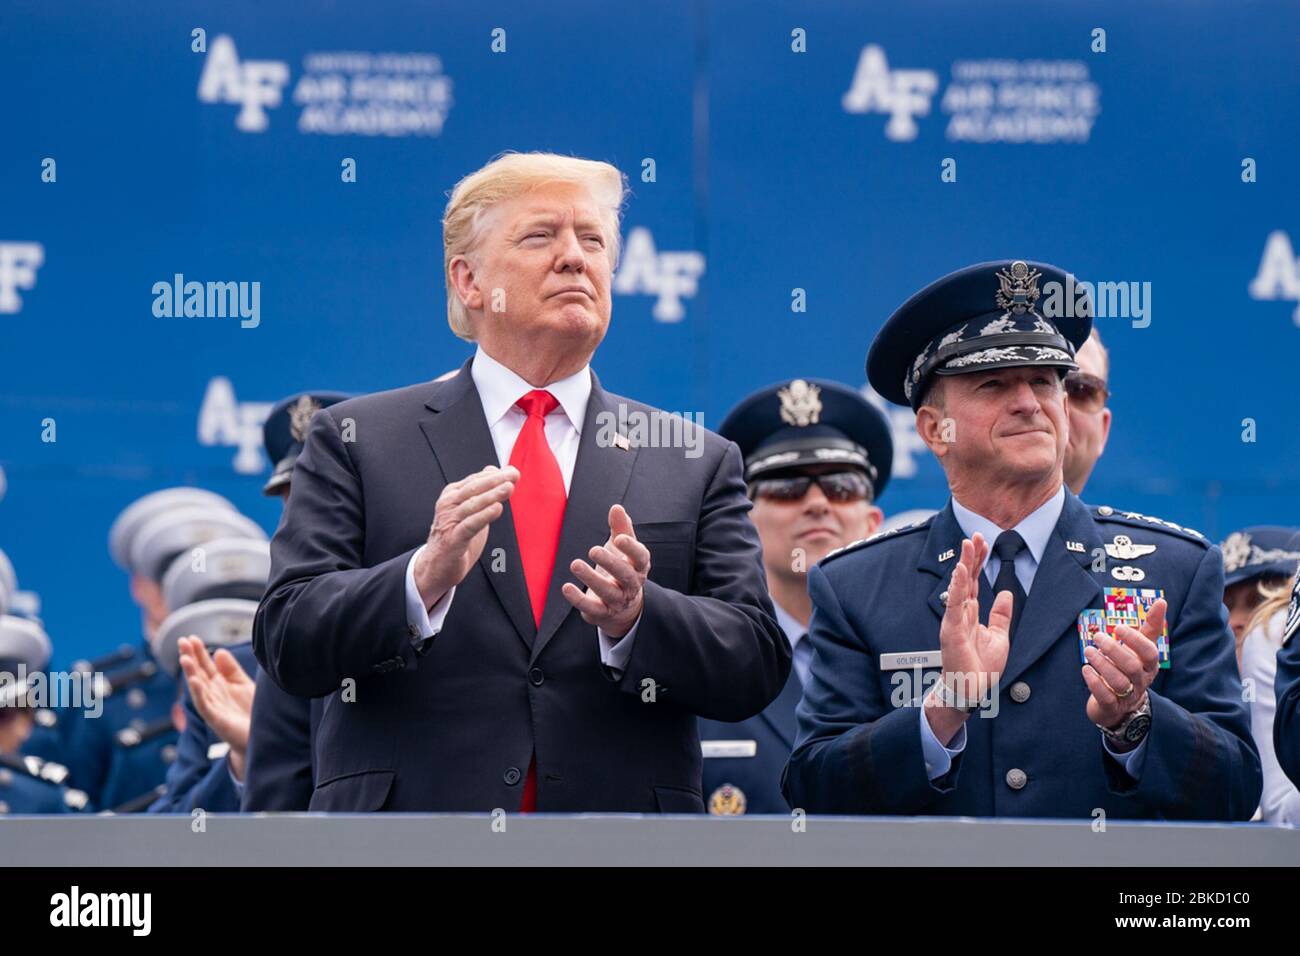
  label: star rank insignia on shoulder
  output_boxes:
[1091,505,1208,546]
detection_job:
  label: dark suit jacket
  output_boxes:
[699,669,800,814]
[241,667,322,812]
[783,492,1262,820]
[253,360,788,812]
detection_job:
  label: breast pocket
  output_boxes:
[636,520,696,593]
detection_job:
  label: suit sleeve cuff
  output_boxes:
[404,545,455,645]
[597,612,642,676]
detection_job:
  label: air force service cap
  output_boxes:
[867,259,1093,410]
[150,599,259,680]
[719,378,893,501]
[161,537,270,610]
[262,391,351,497]
[129,507,267,584]
[0,614,52,674]
[109,487,237,572]
[1219,526,1300,588]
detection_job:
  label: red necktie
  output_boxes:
[507,389,567,811]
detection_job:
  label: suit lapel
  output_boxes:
[999,491,1104,688]
[919,503,965,622]
[531,373,640,664]
[416,359,535,650]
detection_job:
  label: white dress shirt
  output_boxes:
[403,346,640,672]
[919,485,1149,782]
[1242,610,1300,825]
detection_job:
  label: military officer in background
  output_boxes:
[63,489,263,810]
[0,615,89,814]
[1062,328,1111,495]
[784,259,1261,819]
[698,379,892,814]
[149,537,269,813]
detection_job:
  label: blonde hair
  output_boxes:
[441,152,628,341]
[1248,571,1296,640]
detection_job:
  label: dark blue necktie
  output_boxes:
[990,530,1028,638]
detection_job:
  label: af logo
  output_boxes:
[612,227,706,323]
[842,44,939,142]
[197,377,274,474]
[1249,230,1300,325]
[0,242,44,314]
[197,35,291,132]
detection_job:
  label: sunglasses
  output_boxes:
[750,470,871,503]
[1064,370,1110,413]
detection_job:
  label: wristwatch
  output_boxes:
[928,675,981,713]
[1097,694,1152,746]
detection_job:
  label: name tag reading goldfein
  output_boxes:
[880,651,942,670]
[701,740,758,758]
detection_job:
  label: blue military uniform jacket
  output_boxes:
[62,648,179,810]
[699,606,803,815]
[0,754,89,815]
[150,642,260,814]
[783,490,1262,820]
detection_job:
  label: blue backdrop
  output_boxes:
[2,0,1298,664]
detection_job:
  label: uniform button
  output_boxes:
[1010,681,1031,703]
[529,668,545,686]
[1098,505,1114,516]
[939,591,950,605]
[1005,768,1028,790]
[503,767,521,786]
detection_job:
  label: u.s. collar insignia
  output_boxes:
[1066,540,1086,553]
[288,395,323,443]
[995,260,1043,317]
[777,379,822,427]
[1105,535,1157,561]
[708,783,747,816]
[938,548,955,562]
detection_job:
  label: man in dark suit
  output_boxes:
[784,260,1261,819]
[253,152,788,813]
[698,379,892,814]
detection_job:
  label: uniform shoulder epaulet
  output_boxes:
[115,715,176,749]
[0,752,72,786]
[1090,505,1209,546]
[821,516,934,566]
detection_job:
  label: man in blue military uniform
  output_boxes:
[148,534,265,814]
[1273,572,1300,789]
[0,615,89,814]
[698,379,892,814]
[63,489,263,810]
[784,259,1261,819]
